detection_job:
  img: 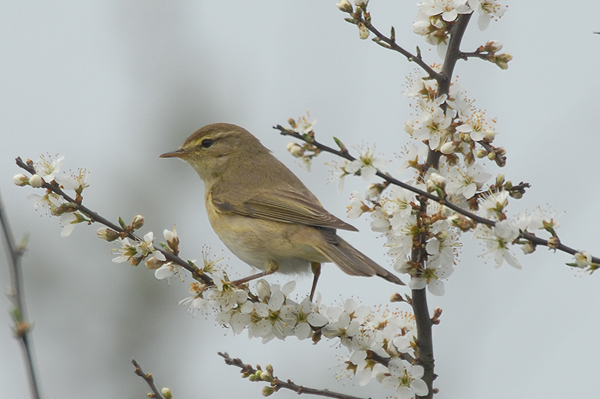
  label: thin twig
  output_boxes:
[218,352,366,399]
[460,51,490,60]
[132,359,165,399]
[0,191,42,399]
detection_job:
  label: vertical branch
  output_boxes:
[411,198,435,399]
[413,13,472,399]
[439,13,472,95]
[0,191,42,399]
[427,13,472,169]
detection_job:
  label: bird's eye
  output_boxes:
[201,138,214,148]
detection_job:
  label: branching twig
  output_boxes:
[132,359,165,399]
[0,191,42,399]
[354,14,442,80]
[15,157,212,285]
[273,126,600,265]
[218,352,366,399]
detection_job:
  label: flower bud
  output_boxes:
[440,141,458,155]
[509,191,523,200]
[355,0,369,7]
[365,183,383,201]
[495,174,505,187]
[476,149,486,158]
[492,53,513,70]
[484,40,503,52]
[520,241,536,254]
[464,151,475,167]
[13,174,29,186]
[260,370,273,382]
[161,387,173,399]
[336,0,353,12]
[390,292,404,302]
[29,174,43,188]
[357,22,370,40]
[262,386,275,397]
[286,142,305,157]
[429,172,446,187]
[97,227,120,242]
[483,129,496,142]
[164,227,180,252]
[131,215,145,230]
[574,251,592,267]
[145,255,165,270]
[257,279,271,300]
[435,230,448,242]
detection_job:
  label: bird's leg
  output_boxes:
[231,270,275,286]
[231,260,278,287]
[309,262,321,302]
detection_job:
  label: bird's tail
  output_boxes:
[316,235,404,285]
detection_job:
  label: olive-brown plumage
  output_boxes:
[160,123,403,287]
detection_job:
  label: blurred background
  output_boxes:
[1,1,599,398]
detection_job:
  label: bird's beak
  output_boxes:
[159,148,188,158]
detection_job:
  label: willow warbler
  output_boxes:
[160,123,403,294]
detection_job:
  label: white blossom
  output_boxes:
[445,163,492,199]
[474,220,521,269]
[380,359,428,399]
[33,153,64,181]
[346,146,388,182]
[467,0,507,30]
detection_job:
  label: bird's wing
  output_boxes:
[211,188,358,231]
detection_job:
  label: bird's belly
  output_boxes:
[207,212,328,274]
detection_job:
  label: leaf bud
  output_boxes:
[547,236,560,249]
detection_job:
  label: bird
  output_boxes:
[160,123,403,297]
